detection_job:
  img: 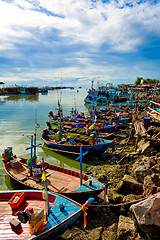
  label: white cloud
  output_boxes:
[14,0,34,10]
[0,0,159,52]
[0,0,159,86]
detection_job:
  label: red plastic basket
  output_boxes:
[8,192,25,210]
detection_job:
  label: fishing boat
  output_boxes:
[0,189,93,239]
[41,128,114,156]
[2,147,108,202]
[44,100,114,157]
[98,124,117,133]
[84,81,130,107]
[47,101,127,137]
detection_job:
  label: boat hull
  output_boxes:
[41,136,113,156]
[99,125,115,133]
[0,189,85,240]
[3,157,105,203]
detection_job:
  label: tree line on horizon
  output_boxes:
[135,77,159,85]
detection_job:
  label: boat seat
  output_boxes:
[29,175,42,183]
[58,187,68,193]
[20,176,28,182]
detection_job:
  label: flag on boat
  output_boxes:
[27,156,36,168]
[89,123,95,130]
[41,171,46,182]
[41,156,46,182]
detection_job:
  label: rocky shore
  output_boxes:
[61,120,160,240]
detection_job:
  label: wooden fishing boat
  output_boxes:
[98,124,116,133]
[41,129,114,156]
[0,189,93,239]
[48,112,125,134]
[2,148,107,202]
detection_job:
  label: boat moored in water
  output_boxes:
[2,147,108,203]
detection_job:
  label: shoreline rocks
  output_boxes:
[61,123,160,240]
[130,193,160,239]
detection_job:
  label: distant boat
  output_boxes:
[39,87,48,93]
[84,81,130,107]
[0,189,93,239]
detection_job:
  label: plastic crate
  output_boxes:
[8,192,25,210]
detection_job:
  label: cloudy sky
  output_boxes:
[0,0,160,88]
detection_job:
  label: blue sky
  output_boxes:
[0,0,160,88]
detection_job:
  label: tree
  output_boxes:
[135,77,159,85]
[135,77,143,85]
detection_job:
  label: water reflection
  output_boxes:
[5,174,31,190]
[24,94,39,102]
[3,94,39,102]
[0,88,89,190]
[42,144,88,172]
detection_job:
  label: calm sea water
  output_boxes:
[0,88,89,190]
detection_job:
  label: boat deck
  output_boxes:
[0,199,46,239]
[6,161,84,194]
[0,191,82,240]
[45,168,82,193]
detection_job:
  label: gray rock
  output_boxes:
[115,174,143,195]
[130,193,160,238]
[102,223,117,240]
[141,156,155,168]
[134,165,150,183]
[116,215,138,240]
[143,173,160,197]
[108,189,124,204]
[122,194,143,204]
[132,156,157,182]
[87,226,103,240]
[137,140,154,154]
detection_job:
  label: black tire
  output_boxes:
[18,211,29,223]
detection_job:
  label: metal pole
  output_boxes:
[34,133,36,159]
[94,122,98,144]
[91,80,93,89]
[30,135,33,158]
[80,146,83,186]
[60,112,62,140]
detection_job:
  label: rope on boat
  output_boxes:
[89,197,147,207]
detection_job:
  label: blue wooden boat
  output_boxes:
[98,124,116,133]
[84,81,130,107]
[41,130,114,156]
[0,189,93,239]
[119,117,130,123]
